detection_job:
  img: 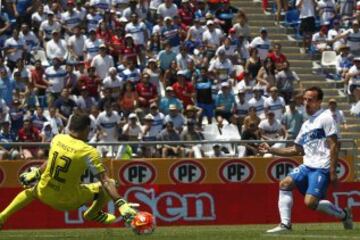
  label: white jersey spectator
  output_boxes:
[4,32,26,63]
[250,28,271,61]
[20,28,40,51]
[44,64,67,94]
[157,1,178,18]
[84,33,103,62]
[208,55,234,82]
[125,21,147,46]
[317,0,336,25]
[264,87,286,120]
[86,12,102,32]
[296,0,316,18]
[249,91,266,119]
[96,110,121,141]
[39,19,61,41]
[46,32,68,61]
[68,30,86,59]
[90,0,111,10]
[61,10,82,32]
[102,68,124,98]
[91,46,114,80]
[187,24,206,42]
[202,23,223,48]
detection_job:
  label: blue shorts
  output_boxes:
[197,103,214,118]
[288,164,330,199]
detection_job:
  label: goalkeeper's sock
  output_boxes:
[84,211,116,224]
[316,200,346,219]
[278,190,293,226]
[0,189,35,223]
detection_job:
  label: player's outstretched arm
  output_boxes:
[99,172,137,224]
[259,143,304,157]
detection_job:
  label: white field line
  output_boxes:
[263,234,360,239]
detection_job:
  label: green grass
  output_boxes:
[1,223,360,240]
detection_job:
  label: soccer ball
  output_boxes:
[130,211,155,235]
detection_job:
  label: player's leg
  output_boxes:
[267,165,308,233]
[0,188,36,227]
[305,169,353,229]
[81,181,117,224]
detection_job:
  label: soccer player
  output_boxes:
[0,113,137,228]
[259,86,353,233]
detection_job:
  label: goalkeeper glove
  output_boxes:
[19,167,41,187]
[115,199,138,225]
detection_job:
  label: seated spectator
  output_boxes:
[327,20,345,52]
[264,86,286,121]
[158,41,177,73]
[236,71,255,101]
[345,57,360,101]
[176,45,194,70]
[335,45,352,81]
[123,113,142,145]
[164,104,186,133]
[267,43,287,70]
[209,49,235,84]
[243,106,261,132]
[282,98,304,140]
[91,44,114,80]
[275,60,300,104]
[46,29,68,62]
[75,86,97,113]
[120,58,142,84]
[103,67,124,98]
[159,86,184,115]
[157,120,185,158]
[311,26,330,53]
[46,106,64,135]
[202,20,223,63]
[148,103,165,135]
[9,99,25,136]
[40,122,55,143]
[259,111,288,149]
[18,118,42,159]
[45,57,67,107]
[181,119,204,157]
[54,88,77,124]
[248,87,266,119]
[245,48,262,80]
[332,20,360,57]
[143,59,161,94]
[194,66,214,124]
[140,114,158,157]
[31,106,48,131]
[118,82,138,116]
[324,98,347,134]
[256,57,276,91]
[235,89,250,126]
[215,81,236,122]
[183,105,202,124]
[241,121,260,156]
[0,120,19,160]
[172,70,195,108]
[163,60,179,87]
[136,72,158,111]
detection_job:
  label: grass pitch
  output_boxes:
[1,223,359,240]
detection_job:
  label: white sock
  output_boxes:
[316,200,345,219]
[278,190,293,226]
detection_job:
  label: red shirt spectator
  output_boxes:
[172,72,195,107]
[30,60,48,95]
[267,43,287,67]
[77,67,101,98]
[136,74,158,108]
[178,3,194,26]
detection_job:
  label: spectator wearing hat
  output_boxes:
[161,17,181,53]
[327,20,346,52]
[332,20,360,56]
[345,57,360,101]
[143,59,161,93]
[158,42,177,72]
[4,29,27,71]
[164,104,186,132]
[172,70,195,108]
[18,117,42,159]
[282,98,304,140]
[202,20,224,62]
[248,87,266,119]
[123,112,142,142]
[311,26,330,53]
[208,48,235,83]
[215,0,235,33]
[157,120,185,158]
[275,60,300,104]
[215,81,236,122]
[118,82,138,116]
[136,72,159,110]
[324,98,347,136]
[103,67,124,98]
[250,27,271,62]
[44,57,67,106]
[259,111,288,149]
[91,44,114,80]
[264,86,286,121]
[61,0,82,35]
[39,11,61,43]
[0,120,20,160]
[120,34,141,66]
[148,103,165,135]
[184,104,202,123]
[296,0,316,54]
[45,29,68,62]
[140,114,159,157]
[335,45,352,80]
[157,0,178,18]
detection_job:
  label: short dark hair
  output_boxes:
[69,113,91,132]
[305,86,323,101]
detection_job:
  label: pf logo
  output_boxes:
[336,159,349,182]
[119,161,156,185]
[267,158,299,182]
[170,160,205,184]
[219,160,254,183]
[0,167,5,186]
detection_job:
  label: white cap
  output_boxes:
[221,82,230,88]
[125,33,133,39]
[144,114,154,120]
[164,16,172,21]
[207,20,214,25]
[129,113,137,119]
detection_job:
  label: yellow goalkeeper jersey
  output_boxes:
[35,134,105,210]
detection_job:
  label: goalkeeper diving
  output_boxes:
[0,113,137,228]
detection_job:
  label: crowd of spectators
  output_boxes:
[0,0,349,160]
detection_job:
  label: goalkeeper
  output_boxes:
[0,113,137,228]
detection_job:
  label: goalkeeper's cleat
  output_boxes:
[84,211,116,224]
[266,223,292,233]
[342,207,353,230]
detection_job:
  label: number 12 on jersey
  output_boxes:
[49,151,72,183]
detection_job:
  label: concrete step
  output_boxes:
[297,74,326,80]
[251,20,278,27]
[288,59,313,67]
[251,26,294,34]
[272,39,300,47]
